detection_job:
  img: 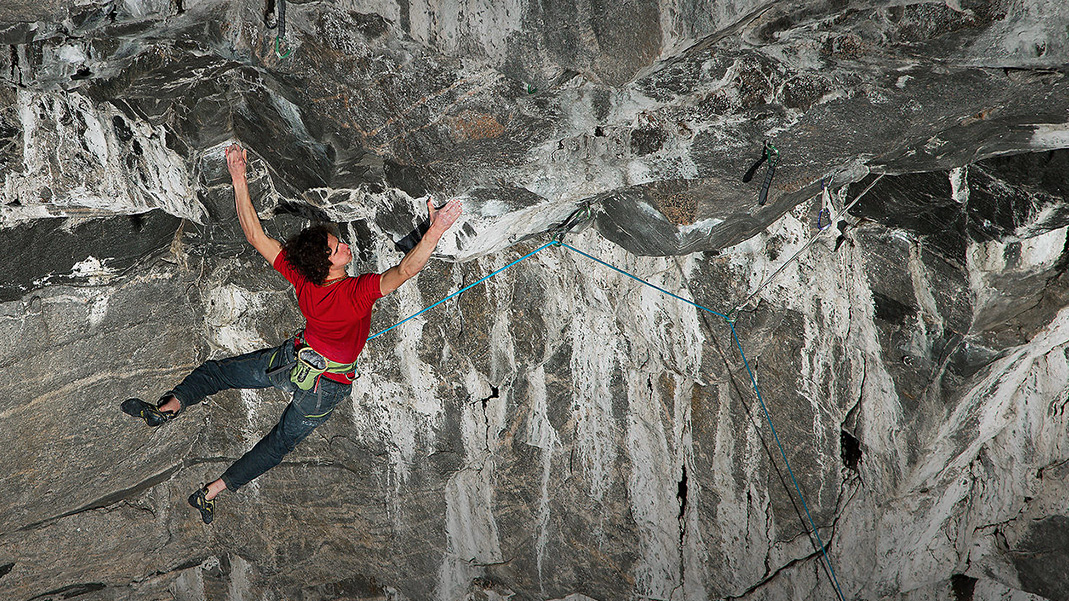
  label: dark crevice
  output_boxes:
[9,45,21,86]
[724,547,826,600]
[840,430,862,471]
[15,463,182,533]
[27,582,105,600]
[393,219,430,253]
[112,115,133,142]
[264,0,278,28]
[151,554,212,578]
[477,385,500,412]
[676,463,688,523]
[273,201,332,223]
[951,574,977,601]
[175,0,185,15]
[479,386,500,449]
[186,456,238,466]
[0,562,13,579]
[676,460,689,588]
[478,385,500,413]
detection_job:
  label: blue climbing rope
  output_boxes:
[727,321,846,601]
[561,241,845,601]
[556,242,730,320]
[368,238,846,601]
[368,240,560,340]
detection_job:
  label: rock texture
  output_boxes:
[1,1,1069,600]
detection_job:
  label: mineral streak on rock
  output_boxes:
[2,1,1069,600]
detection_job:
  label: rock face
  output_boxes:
[1,1,1069,600]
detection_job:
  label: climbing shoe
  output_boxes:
[120,398,176,427]
[188,486,215,525]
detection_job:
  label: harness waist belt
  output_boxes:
[293,332,356,374]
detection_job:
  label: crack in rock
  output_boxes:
[14,463,182,533]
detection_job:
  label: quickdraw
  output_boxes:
[264,0,293,59]
[817,179,832,230]
[551,204,596,242]
[742,140,778,206]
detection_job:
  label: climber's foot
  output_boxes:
[188,486,215,525]
[120,398,176,427]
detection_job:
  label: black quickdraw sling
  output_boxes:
[742,140,779,206]
[263,0,293,58]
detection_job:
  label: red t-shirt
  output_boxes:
[274,250,382,384]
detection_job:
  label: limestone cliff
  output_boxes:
[1,1,1068,600]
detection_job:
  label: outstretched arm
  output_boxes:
[379,197,463,296]
[228,143,282,265]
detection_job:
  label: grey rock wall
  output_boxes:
[2,1,1069,600]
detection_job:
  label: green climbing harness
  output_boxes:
[289,345,356,390]
[268,332,358,390]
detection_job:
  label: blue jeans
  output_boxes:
[170,339,351,491]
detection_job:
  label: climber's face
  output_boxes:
[327,234,352,268]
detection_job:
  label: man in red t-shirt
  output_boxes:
[121,143,462,524]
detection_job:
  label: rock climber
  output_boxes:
[121,142,462,524]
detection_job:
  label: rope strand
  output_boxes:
[367,238,847,600]
[368,241,559,340]
[730,173,884,317]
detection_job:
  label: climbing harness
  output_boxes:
[266,0,293,58]
[367,236,853,601]
[267,332,358,390]
[742,140,778,206]
[292,333,357,389]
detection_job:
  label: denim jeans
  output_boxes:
[170,338,351,491]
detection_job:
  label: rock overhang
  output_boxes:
[3,1,1069,600]
[2,0,1067,263]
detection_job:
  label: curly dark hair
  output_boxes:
[282,224,337,285]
